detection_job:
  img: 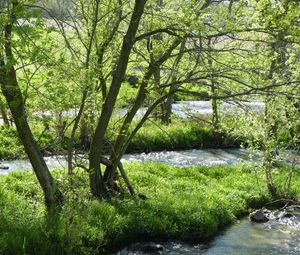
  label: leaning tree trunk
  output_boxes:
[0,64,62,213]
[89,0,147,198]
[0,3,62,213]
[103,38,182,191]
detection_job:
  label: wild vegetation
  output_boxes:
[0,0,299,254]
[1,162,300,254]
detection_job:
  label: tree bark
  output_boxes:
[103,38,182,187]
[0,1,62,213]
[89,0,147,198]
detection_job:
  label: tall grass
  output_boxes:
[0,119,239,159]
[1,162,297,254]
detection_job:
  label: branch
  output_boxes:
[135,27,179,42]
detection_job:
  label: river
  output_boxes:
[116,100,264,119]
[17,100,263,125]
[1,148,300,254]
[1,148,299,174]
[0,99,298,254]
[117,212,300,254]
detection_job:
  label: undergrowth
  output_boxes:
[1,162,297,254]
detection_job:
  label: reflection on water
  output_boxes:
[203,214,300,255]
[118,214,300,255]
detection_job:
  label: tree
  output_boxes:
[0,0,62,213]
[53,0,216,197]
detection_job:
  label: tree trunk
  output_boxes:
[208,38,220,131]
[0,7,62,213]
[0,64,62,213]
[89,0,147,198]
[161,39,186,124]
[103,38,182,189]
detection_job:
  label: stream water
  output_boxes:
[117,100,265,119]
[1,148,299,174]
[1,100,299,254]
[1,150,300,254]
[117,212,300,255]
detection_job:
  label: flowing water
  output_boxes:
[117,212,300,255]
[0,148,246,174]
[122,148,251,167]
[0,100,299,254]
[1,151,300,254]
[116,100,264,119]
[0,100,264,125]
[1,149,299,174]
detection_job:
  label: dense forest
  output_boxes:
[0,0,299,254]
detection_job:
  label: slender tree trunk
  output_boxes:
[0,61,61,214]
[67,89,88,174]
[103,39,182,189]
[89,0,147,198]
[211,83,219,131]
[79,111,90,149]
[263,97,277,196]
[0,3,62,213]
[208,38,220,131]
[262,40,279,196]
[161,39,186,124]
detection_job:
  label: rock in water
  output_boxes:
[250,209,269,223]
[274,210,294,220]
[141,244,164,253]
[132,242,164,254]
[283,212,293,218]
[0,164,9,170]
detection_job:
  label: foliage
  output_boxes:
[0,0,299,247]
[0,127,24,159]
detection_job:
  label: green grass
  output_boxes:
[0,119,239,160]
[1,162,298,254]
[126,119,238,152]
[0,124,62,159]
[0,127,24,159]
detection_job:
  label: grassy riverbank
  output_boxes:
[0,119,240,159]
[0,162,299,254]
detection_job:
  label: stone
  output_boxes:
[135,243,164,253]
[249,209,269,223]
[283,212,294,218]
[0,164,9,170]
[273,210,294,220]
[141,244,164,253]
